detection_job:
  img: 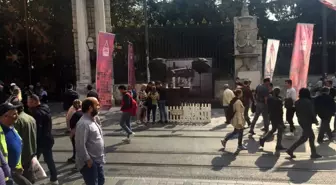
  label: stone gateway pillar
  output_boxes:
[234,2,263,85]
[71,0,112,97]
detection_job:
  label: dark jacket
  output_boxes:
[120,93,132,113]
[29,104,54,148]
[314,93,335,119]
[330,88,336,99]
[295,98,316,129]
[87,90,99,101]
[63,89,79,110]
[70,111,83,130]
[157,87,167,101]
[242,86,253,106]
[267,95,283,122]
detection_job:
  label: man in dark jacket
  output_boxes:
[314,87,335,143]
[286,88,321,159]
[118,85,134,143]
[242,80,253,126]
[259,88,286,151]
[27,95,59,184]
[86,84,99,100]
[63,83,79,111]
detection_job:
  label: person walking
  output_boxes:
[12,101,37,183]
[222,84,234,124]
[314,87,335,143]
[86,84,99,100]
[75,97,105,185]
[284,80,297,137]
[63,83,79,111]
[156,81,168,124]
[286,88,322,159]
[0,102,32,185]
[242,80,253,126]
[259,88,286,151]
[221,89,246,151]
[27,95,58,184]
[249,78,271,135]
[67,100,82,163]
[147,86,159,124]
[118,85,135,142]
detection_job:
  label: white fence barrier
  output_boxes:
[148,103,211,123]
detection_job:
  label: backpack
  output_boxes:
[127,93,138,116]
[226,98,238,123]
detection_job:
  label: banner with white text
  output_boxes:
[96,32,115,110]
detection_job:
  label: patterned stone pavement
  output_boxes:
[60,176,334,185]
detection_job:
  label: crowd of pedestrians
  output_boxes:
[222,77,336,159]
[0,82,58,185]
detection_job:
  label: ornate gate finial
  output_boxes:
[241,1,250,17]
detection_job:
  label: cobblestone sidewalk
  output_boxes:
[64,176,334,185]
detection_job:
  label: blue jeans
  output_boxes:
[158,100,167,122]
[80,162,105,185]
[120,112,132,135]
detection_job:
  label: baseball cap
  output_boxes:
[0,103,20,117]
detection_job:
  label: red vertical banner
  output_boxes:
[128,42,136,87]
[96,32,115,110]
[289,23,314,95]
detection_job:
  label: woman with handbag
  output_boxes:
[221,89,247,151]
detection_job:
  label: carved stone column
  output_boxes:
[75,0,91,96]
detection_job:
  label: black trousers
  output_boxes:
[224,128,244,146]
[71,136,76,159]
[244,104,251,125]
[286,107,296,132]
[287,127,317,155]
[318,116,333,142]
[37,147,58,182]
[11,171,32,185]
[261,120,284,147]
[223,106,229,123]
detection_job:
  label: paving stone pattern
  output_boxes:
[65,176,334,185]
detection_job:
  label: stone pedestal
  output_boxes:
[233,3,263,83]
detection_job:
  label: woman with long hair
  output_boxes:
[147,86,159,123]
[221,89,246,151]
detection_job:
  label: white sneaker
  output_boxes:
[285,132,295,137]
[129,132,135,138]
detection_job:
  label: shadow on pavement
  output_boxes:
[211,154,237,171]
[243,136,259,154]
[255,151,280,172]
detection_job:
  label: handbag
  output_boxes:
[31,156,47,180]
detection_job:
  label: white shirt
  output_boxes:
[223,89,235,106]
[286,87,297,105]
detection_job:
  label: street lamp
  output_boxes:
[86,36,96,83]
[86,36,95,51]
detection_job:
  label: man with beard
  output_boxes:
[75,97,105,185]
[27,95,58,184]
